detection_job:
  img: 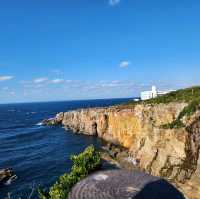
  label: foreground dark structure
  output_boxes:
[69,170,185,199]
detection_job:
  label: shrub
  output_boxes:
[143,86,200,104]
[124,86,200,129]
[38,145,101,199]
[161,99,200,129]
[178,99,200,119]
[161,119,185,129]
[125,86,200,106]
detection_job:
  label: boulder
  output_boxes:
[0,168,16,185]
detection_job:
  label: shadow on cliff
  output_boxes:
[134,179,185,199]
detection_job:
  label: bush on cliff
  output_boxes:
[125,86,200,129]
[144,86,200,104]
[161,99,200,129]
[125,86,200,106]
[38,145,101,199]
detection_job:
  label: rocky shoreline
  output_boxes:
[42,102,200,199]
[0,168,17,186]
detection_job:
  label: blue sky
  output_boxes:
[1,0,200,103]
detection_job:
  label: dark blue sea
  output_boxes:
[0,98,130,199]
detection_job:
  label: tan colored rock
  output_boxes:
[55,112,64,123]
[56,102,200,199]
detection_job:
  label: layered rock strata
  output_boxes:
[49,102,200,199]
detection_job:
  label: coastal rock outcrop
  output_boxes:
[51,102,200,199]
[41,112,64,126]
[0,168,16,185]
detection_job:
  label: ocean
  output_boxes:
[0,98,130,199]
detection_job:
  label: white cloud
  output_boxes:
[19,80,32,85]
[2,87,9,91]
[33,77,48,84]
[66,80,72,83]
[9,91,15,95]
[111,80,120,84]
[100,81,124,88]
[119,61,131,68]
[51,69,63,76]
[51,78,64,84]
[109,0,120,6]
[0,76,13,81]
[34,84,45,88]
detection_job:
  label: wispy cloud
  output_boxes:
[9,91,15,95]
[51,69,64,76]
[83,80,134,91]
[109,0,120,6]
[2,87,9,91]
[119,61,131,68]
[0,76,13,81]
[66,80,73,83]
[0,86,16,96]
[51,78,64,84]
[33,77,48,84]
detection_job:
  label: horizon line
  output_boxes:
[0,96,137,105]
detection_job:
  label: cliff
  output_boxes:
[51,99,200,199]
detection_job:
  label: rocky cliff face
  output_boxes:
[54,102,200,199]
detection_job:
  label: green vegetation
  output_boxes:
[162,119,185,129]
[144,86,200,104]
[156,87,200,129]
[125,86,200,129]
[162,99,200,129]
[39,145,101,199]
[125,86,200,106]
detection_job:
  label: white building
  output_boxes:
[140,86,171,100]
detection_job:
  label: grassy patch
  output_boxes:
[161,119,185,129]
[38,145,101,199]
[124,86,200,106]
[144,86,200,104]
[124,86,200,129]
[161,99,200,129]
